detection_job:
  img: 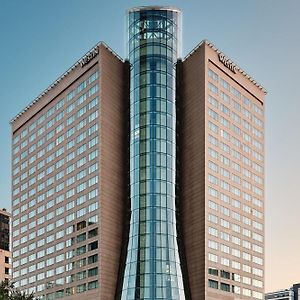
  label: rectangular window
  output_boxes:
[208,279,218,289]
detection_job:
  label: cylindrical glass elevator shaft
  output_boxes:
[120,7,185,300]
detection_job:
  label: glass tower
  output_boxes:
[120,6,185,300]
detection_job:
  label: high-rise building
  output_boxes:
[266,284,300,300]
[10,6,266,300]
[10,44,127,299]
[179,40,265,300]
[0,208,11,282]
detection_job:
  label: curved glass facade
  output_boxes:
[120,7,185,300]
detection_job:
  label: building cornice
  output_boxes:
[184,39,267,95]
[127,6,181,13]
[10,42,124,124]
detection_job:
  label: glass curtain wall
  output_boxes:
[120,7,185,300]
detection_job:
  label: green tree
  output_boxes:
[0,280,33,300]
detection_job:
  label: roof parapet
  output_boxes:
[184,39,267,95]
[10,42,124,124]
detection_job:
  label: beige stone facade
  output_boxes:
[11,43,127,299]
[180,41,265,300]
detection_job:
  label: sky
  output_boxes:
[0,0,299,293]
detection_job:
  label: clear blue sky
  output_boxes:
[1,0,299,292]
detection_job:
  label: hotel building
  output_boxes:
[10,43,127,299]
[10,6,266,300]
[179,41,265,300]
[0,209,11,282]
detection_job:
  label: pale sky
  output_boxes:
[1,0,299,293]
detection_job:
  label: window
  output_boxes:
[208,161,218,173]
[76,258,86,269]
[242,288,251,297]
[208,200,218,211]
[208,253,218,263]
[88,228,98,238]
[208,227,218,237]
[76,284,86,293]
[55,290,64,299]
[77,81,87,93]
[88,215,98,225]
[220,244,230,254]
[208,95,218,108]
[220,270,230,279]
[76,246,86,256]
[88,84,99,97]
[77,221,87,230]
[88,241,98,251]
[77,271,86,280]
[208,82,218,94]
[208,279,218,289]
[208,268,218,276]
[208,240,218,250]
[208,109,218,120]
[253,267,263,277]
[88,267,98,277]
[88,280,98,290]
[77,233,86,243]
[232,261,241,270]
[88,254,98,264]
[243,265,251,273]
[208,69,218,81]
[220,282,230,292]
[208,214,218,224]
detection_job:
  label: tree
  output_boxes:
[0,280,33,300]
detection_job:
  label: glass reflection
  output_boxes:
[120,7,185,300]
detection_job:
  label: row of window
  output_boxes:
[12,96,99,166]
[12,146,98,208]
[14,244,98,286]
[13,147,98,200]
[208,249,263,267]
[208,279,263,299]
[208,156,263,185]
[209,196,263,223]
[208,268,263,287]
[20,280,98,297]
[208,146,263,174]
[15,261,98,287]
[13,108,99,181]
[208,225,262,246]
[208,189,263,220]
[208,68,263,116]
[13,70,99,146]
[208,210,262,231]
[208,174,262,201]
[13,190,99,246]
[14,224,98,259]
[208,268,263,290]
[13,162,98,215]
[208,110,263,151]
[208,94,263,135]
[207,160,263,209]
[12,215,98,262]
[13,189,98,233]
[12,180,99,229]
[208,129,263,164]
